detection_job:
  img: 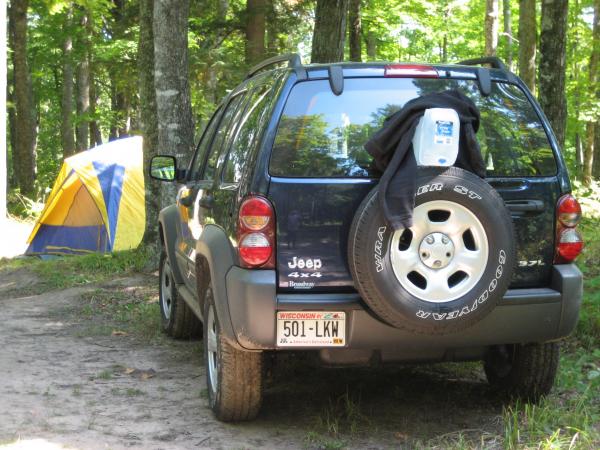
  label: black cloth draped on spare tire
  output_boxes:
[349,90,516,334]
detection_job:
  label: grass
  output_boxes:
[299,216,600,449]
[0,246,154,293]
[78,284,162,342]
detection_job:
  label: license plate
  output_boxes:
[276,311,346,347]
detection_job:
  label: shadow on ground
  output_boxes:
[255,354,505,447]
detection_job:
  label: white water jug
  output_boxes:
[412,108,460,167]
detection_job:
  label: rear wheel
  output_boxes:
[159,251,202,338]
[204,284,263,421]
[484,342,560,401]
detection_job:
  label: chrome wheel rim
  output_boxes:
[390,200,489,303]
[160,259,173,319]
[206,303,219,394]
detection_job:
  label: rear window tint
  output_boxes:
[269,78,557,178]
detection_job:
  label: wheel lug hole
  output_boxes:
[446,252,451,257]
[421,252,429,258]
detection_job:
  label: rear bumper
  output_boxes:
[225,264,582,362]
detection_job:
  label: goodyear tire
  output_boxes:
[159,251,203,339]
[348,167,516,334]
[484,342,560,401]
[204,284,263,421]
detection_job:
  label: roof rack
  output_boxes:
[245,53,303,80]
[458,57,508,72]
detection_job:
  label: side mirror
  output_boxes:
[150,155,178,181]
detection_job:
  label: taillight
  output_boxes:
[238,196,275,268]
[384,64,439,78]
[557,194,582,227]
[554,194,583,263]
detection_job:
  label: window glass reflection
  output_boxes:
[269,78,556,178]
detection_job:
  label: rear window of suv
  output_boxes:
[269,77,557,178]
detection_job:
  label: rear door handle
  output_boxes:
[505,199,545,212]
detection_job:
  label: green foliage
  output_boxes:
[7,190,44,220]
[0,246,153,289]
[11,0,600,199]
[502,348,600,449]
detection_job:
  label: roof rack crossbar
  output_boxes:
[245,53,303,79]
[458,56,508,72]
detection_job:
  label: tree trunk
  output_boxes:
[75,10,90,152]
[139,0,159,244]
[311,0,349,63]
[246,0,266,66]
[575,133,583,177]
[583,0,599,186]
[503,0,513,69]
[61,9,76,158]
[9,0,36,197]
[86,15,102,147]
[593,123,600,178]
[154,0,195,209]
[539,0,568,149]
[205,0,228,104]
[1,0,6,218]
[348,0,361,62]
[266,0,278,56]
[366,30,376,60]
[109,73,118,140]
[485,0,499,56]
[7,82,16,187]
[7,15,16,187]
[518,0,536,94]
[89,73,102,147]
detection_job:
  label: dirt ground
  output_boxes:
[0,267,508,450]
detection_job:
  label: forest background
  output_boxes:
[2,3,600,448]
[4,0,600,242]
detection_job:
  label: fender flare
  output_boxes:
[158,205,185,285]
[196,224,240,347]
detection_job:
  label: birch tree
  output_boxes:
[153,0,194,208]
[485,0,499,56]
[518,0,536,93]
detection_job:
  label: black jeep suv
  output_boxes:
[150,54,583,422]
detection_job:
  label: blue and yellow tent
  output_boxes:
[26,137,145,255]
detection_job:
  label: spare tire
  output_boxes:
[348,166,515,334]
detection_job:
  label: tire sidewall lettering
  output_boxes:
[355,168,515,333]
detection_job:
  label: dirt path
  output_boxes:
[0,269,506,450]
